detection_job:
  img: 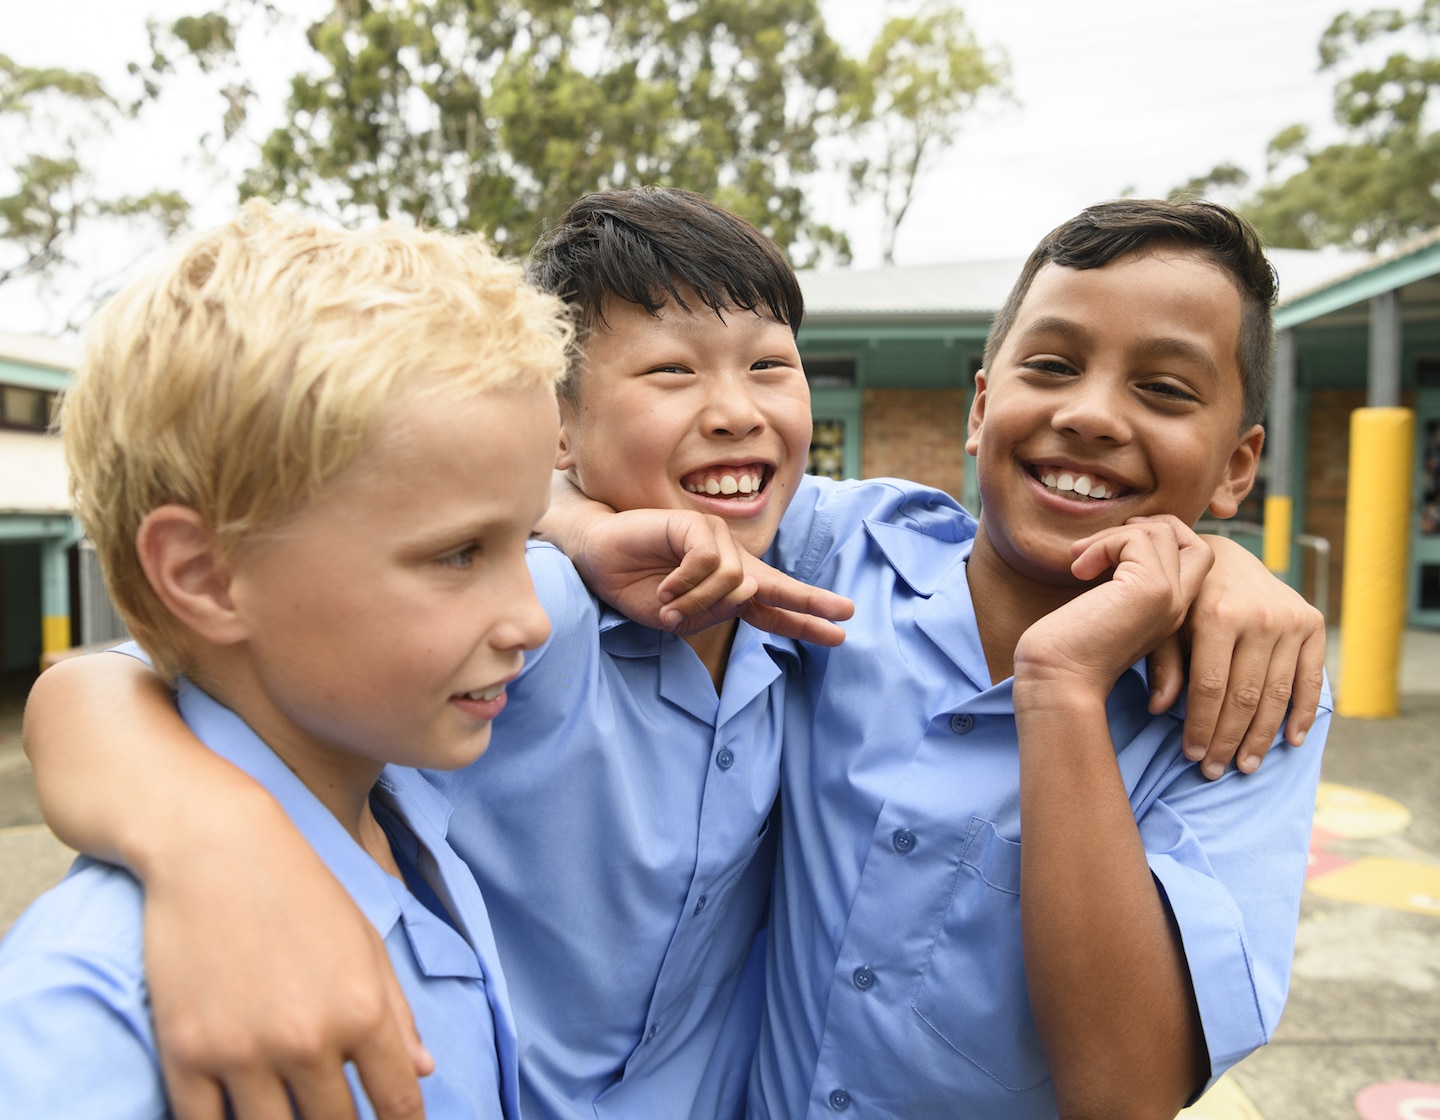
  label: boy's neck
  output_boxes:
[682,618,740,693]
[965,521,1089,686]
[189,653,401,875]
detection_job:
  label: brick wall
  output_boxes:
[1302,390,1360,620]
[861,388,969,498]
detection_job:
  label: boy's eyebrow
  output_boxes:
[1014,316,1222,380]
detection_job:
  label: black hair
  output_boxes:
[527,187,804,401]
[983,198,1277,429]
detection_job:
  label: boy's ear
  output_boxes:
[1206,423,1266,518]
[135,506,247,646]
[965,370,989,457]
[555,405,576,472]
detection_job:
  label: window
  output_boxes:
[1,385,59,432]
[808,419,847,479]
[804,357,857,388]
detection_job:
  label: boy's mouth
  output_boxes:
[1030,465,1128,502]
[682,464,769,501]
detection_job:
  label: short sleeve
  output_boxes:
[771,475,975,583]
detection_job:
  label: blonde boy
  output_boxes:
[0,202,569,1118]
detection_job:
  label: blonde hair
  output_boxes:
[63,200,572,679]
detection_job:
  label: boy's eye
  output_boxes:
[1142,380,1201,404]
[1021,358,1075,377]
[439,544,479,569]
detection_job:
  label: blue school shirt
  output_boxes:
[0,679,521,1120]
[749,475,1331,1120]
[423,542,791,1120]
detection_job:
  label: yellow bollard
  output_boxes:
[1338,407,1414,717]
[41,615,70,665]
[1263,494,1293,575]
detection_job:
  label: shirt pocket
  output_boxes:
[909,817,1051,1092]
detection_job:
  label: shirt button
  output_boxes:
[950,712,974,734]
[693,895,708,915]
[892,828,917,854]
[645,1023,658,1042]
[716,747,735,770]
[852,965,875,990]
[829,1088,852,1111]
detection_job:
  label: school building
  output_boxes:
[0,332,126,679]
[795,241,1438,628]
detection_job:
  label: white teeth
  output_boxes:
[1038,470,1114,501]
[463,684,504,701]
[684,470,764,498]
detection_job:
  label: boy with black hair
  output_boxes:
[23,191,1325,1120]
[748,198,1330,1118]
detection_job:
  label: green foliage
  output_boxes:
[0,54,190,288]
[844,1,1007,265]
[159,0,861,263]
[1179,0,1440,251]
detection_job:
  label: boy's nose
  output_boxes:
[495,563,552,653]
[1050,379,1132,443]
[702,375,765,438]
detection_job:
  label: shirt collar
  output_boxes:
[862,519,1160,705]
[174,682,403,941]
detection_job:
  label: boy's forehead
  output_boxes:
[1007,250,1243,364]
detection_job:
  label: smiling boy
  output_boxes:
[0,202,571,1117]
[750,199,1331,1119]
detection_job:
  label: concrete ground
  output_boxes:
[1,634,1438,1119]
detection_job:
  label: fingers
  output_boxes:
[738,557,855,643]
[160,1066,231,1120]
[1190,625,1301,779]
[208,1077,299,1120]
[654,516,750,627]
[1182,534,1329,775]
[343,932,429,1120]
[1285,622,1327,747]
[1145,634,1185,714]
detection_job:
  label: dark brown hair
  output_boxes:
[983,198,1277,428]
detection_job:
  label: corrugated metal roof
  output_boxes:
[798,248,1373,322]
[0,331,79,371]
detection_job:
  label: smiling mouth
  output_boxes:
[681,465,769,501]
[457,683,506,702]
[1031,466,1127,502]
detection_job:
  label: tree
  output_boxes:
[1176,0,1440,251]
[844,1,1007,266]
[0,55,188,291]
[154,0,861,264]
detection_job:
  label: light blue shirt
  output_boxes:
[0,679,521,1120]
[424,542,792,1120]
[750,475,1331,1119]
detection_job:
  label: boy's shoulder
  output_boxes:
[774,475,977,585]
[0,856,145,976]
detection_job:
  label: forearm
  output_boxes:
[534,468,618,556]
[1015,683,1207,1119]
[22,652,281,874]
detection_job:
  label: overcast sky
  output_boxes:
[2,0,1357,333]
